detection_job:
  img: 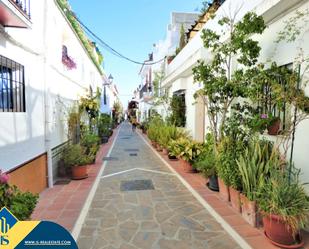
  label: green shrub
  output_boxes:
[193,133,216,177]
[236,138,276,201]
[217,137,244,189]
[63,144,93,167]
[0,170,38,220]
[80,132,99,155]
[258,166,309,237]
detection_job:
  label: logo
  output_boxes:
[0,207,18,245]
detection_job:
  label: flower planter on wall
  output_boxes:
[240,194,258,227]
[218,178,230,202]
[229,187,241,213]
[263,214,304,248]
[71,165,88,180]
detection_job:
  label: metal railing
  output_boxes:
[9,0,31,19]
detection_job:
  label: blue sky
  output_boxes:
[69,0,203,107]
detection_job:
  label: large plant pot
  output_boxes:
[240,194,258,227]
[101,136,109,144]
[218,178,230,202]
[151,141,157,149]
[207,175,219,192]
[162,148,168,155]
[156,145,163,152]
[263,214,304,248]
[268,119,280,135]
[71,165,88,180]
[181,159,195,173]
[229,187,241,213]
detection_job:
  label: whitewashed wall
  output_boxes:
[161,0,309,188]
[0,0,103,178]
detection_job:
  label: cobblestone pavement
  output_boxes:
[77,122,241,249]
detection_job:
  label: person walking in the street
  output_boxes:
[131,117,137,132]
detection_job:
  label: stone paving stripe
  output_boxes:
[100,168,175,179]
[129,153,138,156]
[137,131,251,249]
[124,148,140,152]
[71,128,121,240]
[120,179,155,191]
[102,157,119,161]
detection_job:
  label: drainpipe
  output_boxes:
[43,0,53,188]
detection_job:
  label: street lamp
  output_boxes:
[108,74,114,84]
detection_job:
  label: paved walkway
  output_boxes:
[77,122,240,249]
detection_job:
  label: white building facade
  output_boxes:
[0,0,104,193]
[160,0,309,189]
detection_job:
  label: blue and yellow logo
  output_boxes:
[0,207,78,248]
[0,207,18,245]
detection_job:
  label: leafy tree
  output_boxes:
[193,12,266,145]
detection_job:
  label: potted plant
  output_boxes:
[63,144,93,180]
[193,137,218,191]
[0,170,38,220]
[167,140,181,161]
[267,116,281,135]
[237,139,274,226]
[217,137,243,203]
[258,166,309,248]
[178,140,203,173]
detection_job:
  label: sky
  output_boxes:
[69,0,203,108]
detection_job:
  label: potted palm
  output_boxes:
[258,166,309,248]
[63,144,93,180]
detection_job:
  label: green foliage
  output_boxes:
[0,179,38,220]
[79,90,101,120]
[63,144,93,167]
[80,131,99,160]
[67,104,81,144]
[56,0,103,74]
[10,192,38,221]
[98,113,112,137]
[170,95,186,127]
[147,116,164,143]
[193,133,217,177]
[258,166,309,237]
[236,139,277,201]
[217,136,244,189]
[193,12,266,143]
[178,140,203,164]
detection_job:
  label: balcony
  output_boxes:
[0,0,31,28]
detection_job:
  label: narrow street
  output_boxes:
[76,122,240,249]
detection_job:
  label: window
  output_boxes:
[257,63,293,132]
[0,55,25,112]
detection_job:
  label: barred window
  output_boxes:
[258,63,293,132]
[0,55,25,112]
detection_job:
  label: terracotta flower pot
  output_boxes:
[181,159,194,173]
[156,145,163,152]
[162,148,168,155]
[71,165,88,180]
[218,178,230,202]
[240,194,258,227]
[268,119,280,135]
[263,214,304,248]
[229,187,241,213]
